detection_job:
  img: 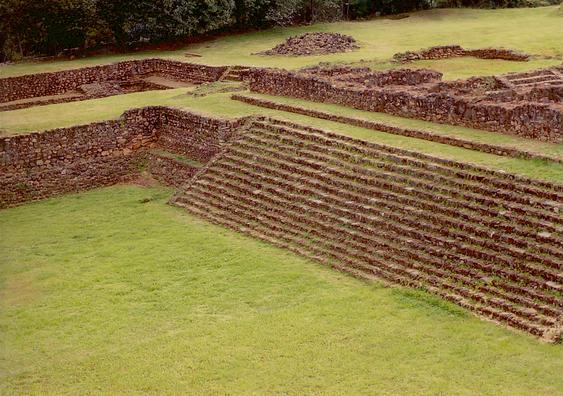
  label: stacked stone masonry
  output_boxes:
[232,94,561,163]
[145,152,200,188]
[173,117,563,342]
[0,107,242,208]
[0,59,228,109]
[248,66,562,142]
[394,45,531,63]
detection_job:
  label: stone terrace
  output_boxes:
[173,117,563,342]
[249,65,563,142]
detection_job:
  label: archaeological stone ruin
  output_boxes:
[1,54,561,341]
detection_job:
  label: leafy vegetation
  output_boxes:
[0,0,422,61]
[3,0,559,61]
[1,185,562,394]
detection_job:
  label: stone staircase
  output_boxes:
[503,68,563,89]
[219,66,253,82]
[172,118,563,341]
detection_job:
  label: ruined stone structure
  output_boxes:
[0,107,245,208]
[0,59,229,111]
[258,32,359,56]
[394,45,531,63]
[249,66,563,142]
[1,59,562,341]
[231,94,561,162]
[172,117,562,342]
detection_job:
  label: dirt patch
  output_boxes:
[257,33,359,56]
[0,272,40,308]
[142,75,196,89]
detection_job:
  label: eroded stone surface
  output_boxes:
[394,45,531,63]
[249,65,562,142]
[258,33,359,56]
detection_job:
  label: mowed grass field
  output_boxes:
[1,185,562,395]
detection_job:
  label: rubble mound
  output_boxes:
[79,82,123,97]
[259,33,359,56]
[394,45,530,63]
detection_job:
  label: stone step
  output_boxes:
[213,154,562,264]
[205,158,562,277]
[195,166,562,293]
[248,124,562,222]
[176,188,558,337]
[257,119,563,201]
[263,118,563,196]
[222,143,563,258]
[232,134,563,239]
[509,74,560,84]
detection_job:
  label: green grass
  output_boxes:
[1,91,561,182]
[1,185,562,395]
[1,7,562,78]
[150,149,204,167]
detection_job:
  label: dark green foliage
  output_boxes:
[1,0,557,61]
[0,0,105,60]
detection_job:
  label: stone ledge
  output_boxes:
[231,94,561,163]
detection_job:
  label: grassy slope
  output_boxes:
[1,7,561,78]
[1,90,561,182]
[0,185,561,395]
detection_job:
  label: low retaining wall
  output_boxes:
[302,66,442,87]
[394,45,530,62]
[145,153,200,188]
[232,94,561,163]
[0,59,228,103]
[249,68,562,142]
[157,107,245,163]
[0,107,241,208]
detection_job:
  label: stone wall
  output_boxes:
[145,153,200,188]
[248,68,562,142]
[394,45,530,62]
[232,94,561,163]
[300,66,442,87]
[157,107,245,163]
[0,115,152,207]
[0,59,228,103]
[0,107,241,208]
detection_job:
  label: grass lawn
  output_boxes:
[1,7,561,78]
[0,185,562,395]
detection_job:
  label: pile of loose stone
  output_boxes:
[258,32,359,56]
[393,45,530,63]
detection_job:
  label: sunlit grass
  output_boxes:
[1,185,561,395]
